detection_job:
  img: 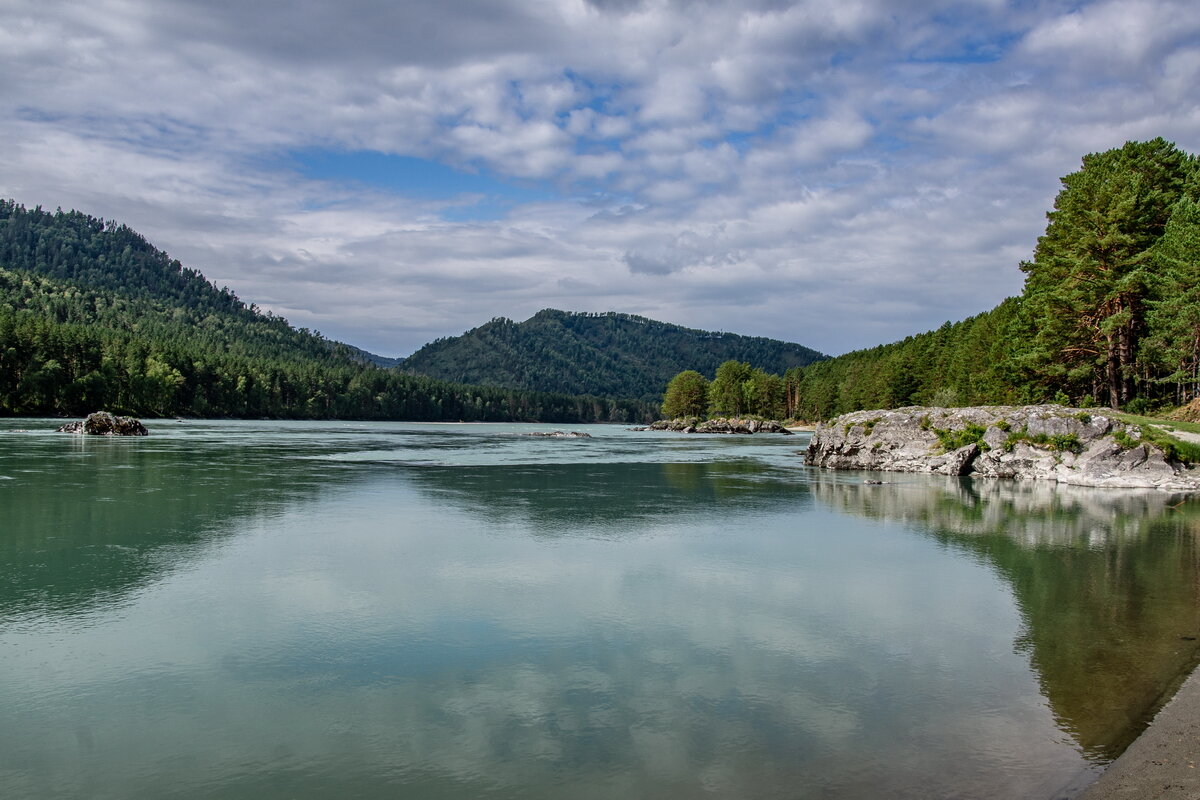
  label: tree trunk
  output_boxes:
[1118,322,1136,405]
[1106,338,1121,409]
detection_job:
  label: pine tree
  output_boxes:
[1020,138,1190,407]
[1145,196,1200,402]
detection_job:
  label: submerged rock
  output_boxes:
[635,417,793,434]
[56,411,149,436]
[806,405,1199,490]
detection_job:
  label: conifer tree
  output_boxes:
[1019,138,1190,406]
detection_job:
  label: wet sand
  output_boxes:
[1076,668,1200,799]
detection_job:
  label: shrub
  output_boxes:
[933,423,988,453]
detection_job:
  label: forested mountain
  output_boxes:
[781,138,1200,420]
[401,309,827,400]
[0,201,654,422]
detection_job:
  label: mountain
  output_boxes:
[401,309,827,400]
[0,201,655,422]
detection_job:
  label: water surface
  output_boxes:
[1,420,1198,799]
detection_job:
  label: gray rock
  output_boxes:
[56,411,149,436]
[521,431,592,438]
[806,405,1200,490]
[639,417,793,435]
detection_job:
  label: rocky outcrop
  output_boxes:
[806,405,1200,490]
[56,411,149,436]
[635,417,793,435]
[520,431,592,438]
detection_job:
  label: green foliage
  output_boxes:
[402,309,825,401]
[1110,413,1200,464]
[699,360,789,419]
[1073,412,1092,424]
[1003,428,1084,454]
[708,360,754,416]
[0,203,657,423]
[1113,430,1141,449]
[778,139,1200,420]
[1019,138,1191,409]
[662,370,708,418]
[932,423,988,452]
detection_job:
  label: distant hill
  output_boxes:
[0,201,654,422]
[401,309,827,399]
[338,343,404,369]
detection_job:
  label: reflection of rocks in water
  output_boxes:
[809,471,1183,548]
[810,472,1200,762]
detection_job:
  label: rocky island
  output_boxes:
[56,411,149,436]
[806,405,1200,491]
[635,417,793,434]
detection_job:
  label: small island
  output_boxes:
[56,411,149,436]
[634,417,792,434]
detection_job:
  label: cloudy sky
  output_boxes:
[2,0,1198,357]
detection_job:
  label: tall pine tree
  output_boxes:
[1019,138,1191,407]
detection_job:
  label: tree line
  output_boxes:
[661,361,806,420]
[0,203,656,422]
[662,139,1200,420]
[402,308,825,400]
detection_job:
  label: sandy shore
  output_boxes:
[1076,667,1200,799]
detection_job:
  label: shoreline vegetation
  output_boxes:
[659,139,1200,433]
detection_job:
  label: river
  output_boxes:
[1,419,1198,799]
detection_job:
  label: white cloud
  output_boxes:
[1,0,1198,357]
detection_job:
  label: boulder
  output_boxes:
[56,411,149,436]
[805,405,1199,490]
[635,417,793,435]
[521,431,592,438]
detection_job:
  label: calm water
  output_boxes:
[2,419,1199,799]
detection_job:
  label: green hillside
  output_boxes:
[401,309,827,400]
[784,137,1200,420]
[0,201,654,422]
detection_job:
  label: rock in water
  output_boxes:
[521,431,592,438]
[57,412,149,436]
[636,418,793,434]
[806,405,1199,490]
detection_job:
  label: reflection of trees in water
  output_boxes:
[0,437,351,621]
[400,459,807,533]
[809,474,1200,762]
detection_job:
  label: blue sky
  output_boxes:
[2,0,1198,357]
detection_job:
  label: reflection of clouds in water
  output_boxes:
[9,423,1149,798]
[0,473,1082,800]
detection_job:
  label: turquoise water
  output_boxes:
[1,420,1198,799]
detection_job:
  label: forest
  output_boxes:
[661,139,1200,421]
[401,308,825,400]
[0,202,654,422]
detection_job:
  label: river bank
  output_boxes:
[1076,668,1200,799]
[807,405,1200,490]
